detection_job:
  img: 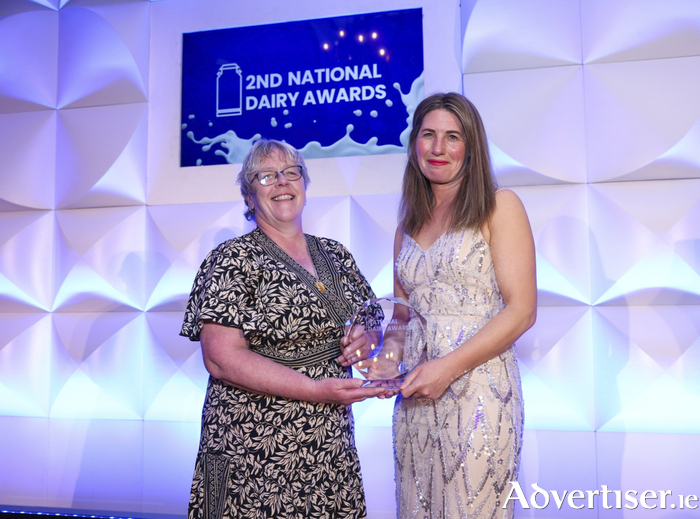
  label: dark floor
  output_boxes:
[0,511,161,519]
[0,505,186,519]
[1,513,138,519]
[2,515,121,519]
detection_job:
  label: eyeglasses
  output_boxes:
[251,166,303,186]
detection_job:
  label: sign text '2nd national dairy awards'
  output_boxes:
[245,64,386,110]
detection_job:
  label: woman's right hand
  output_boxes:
[312,377,387,405]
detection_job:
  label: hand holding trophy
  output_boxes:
[344,297,427,389]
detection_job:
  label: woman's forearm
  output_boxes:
[204,346,319,401]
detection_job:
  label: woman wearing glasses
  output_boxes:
[180,139,384,519]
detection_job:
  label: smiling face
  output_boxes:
[246,150,306,232]
[415,108,467,188]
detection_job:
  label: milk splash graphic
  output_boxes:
[185,73,424,164]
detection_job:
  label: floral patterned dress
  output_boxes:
[180,227,376,519]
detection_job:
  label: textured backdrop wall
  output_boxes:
[0,0,698,518]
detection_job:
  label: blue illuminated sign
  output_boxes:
[181,9,424,166]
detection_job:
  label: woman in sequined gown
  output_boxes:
[391,93,537,519]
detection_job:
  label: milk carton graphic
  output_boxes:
[216,64,243,116]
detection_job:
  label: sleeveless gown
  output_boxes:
[393,227,524,519]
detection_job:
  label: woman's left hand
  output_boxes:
[337,324,380,367]
[399,356,458,400]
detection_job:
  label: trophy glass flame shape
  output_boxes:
[344,297,427,389]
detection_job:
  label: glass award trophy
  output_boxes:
[344,297,427,389]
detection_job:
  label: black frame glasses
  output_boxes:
[251,166,303,186]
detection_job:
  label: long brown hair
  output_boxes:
[399,92,497,237]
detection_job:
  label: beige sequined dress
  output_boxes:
[393,227,524,519]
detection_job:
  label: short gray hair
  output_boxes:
[237,139,310,221]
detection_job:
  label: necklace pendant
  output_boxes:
[315,281,326,292]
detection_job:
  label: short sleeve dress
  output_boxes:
[180,227,376,519]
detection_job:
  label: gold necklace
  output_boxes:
[315,280,326,292]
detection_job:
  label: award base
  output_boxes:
[360,378,404,389]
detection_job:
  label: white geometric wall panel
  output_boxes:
[462,1,700,517]
[0,111,57,210]
[1,0,699,517]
